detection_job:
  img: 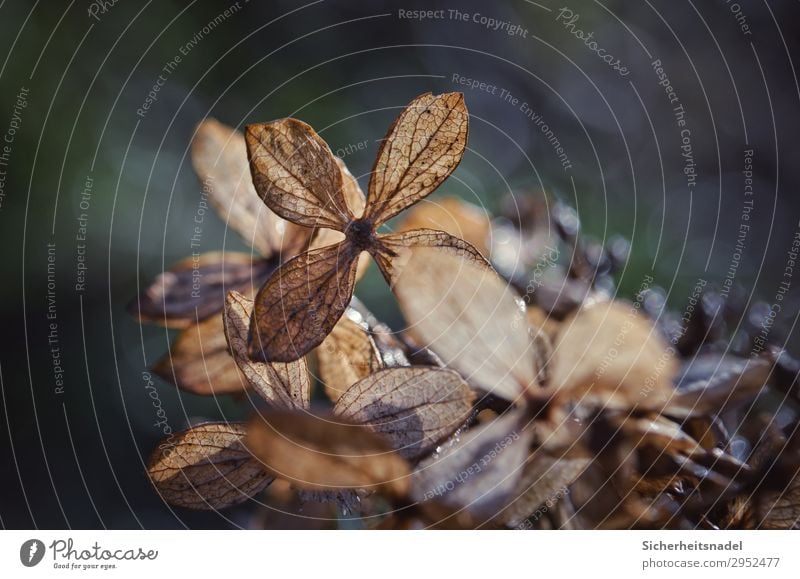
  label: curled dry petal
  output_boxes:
[318,315,383,403]
[153,313,246,396]
[495,452,590,528]
[192,119,311,258]
[547,301,678,411]
[246,118,353,231]
[246,410,410,497]
[668,354,773,418]
[398,196,492,257]
[391,245,537,401]
[129,251,262,328]
[334,367,474,460]
[365,92,469,225]
[618,415,704,457]
[223,291,310,409]
[148,422,271,510]
[412,408,535,516]
[248,241,361,363]
[373,228,488,286]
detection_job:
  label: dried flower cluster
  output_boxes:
[133,93,800,529]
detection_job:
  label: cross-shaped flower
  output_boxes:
[244,92,483,362]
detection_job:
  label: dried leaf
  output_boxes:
[365,92,468,224]
[318,315,383,403]
[392,246,537,401]
[374,228,489,286]
[246,410,410,497]
[223,291,310,408]
[246,118,353,230]
[248,241,361,363]
[334,367,474,459]
[129,251,264,328]
[148,422,271,510]
[548,301,678,410]
[192,119,311,258]
[398,197,491,257]
[153,313,246,396]
[412,409,534,516]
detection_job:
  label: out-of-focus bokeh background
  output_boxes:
[1,0,799,528]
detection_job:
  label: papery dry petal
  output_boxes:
[398,197,491,257]
[496,452,590,528]
[334,367,474,459]
[246,118,353,230]
[365,92,468,224]
[548,301,678,410]
[336,156,366,219]
[246,411,410,497]
[248,241,361,363]
[309,226,371,283]
[192,119,311,258]
[756,475,800,529]
[618,415,704,457]
[668,354,773,418]
[129,251,264,328]
[224,291,310,408]
[148,422,271,510]
[391,245,537,401]
[527,306,561,342]
[153,313,246,396]
[305,158,368,251]
[373,228,489,286]
[318,315,383,403]
[412,409,534,516]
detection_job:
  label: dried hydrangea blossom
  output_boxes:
[147,291,474,510]
[244,92,486,363]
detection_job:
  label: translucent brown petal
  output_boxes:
[305,157,368,251]
[148,422,271,510]
[191,119,311,258]
[365,92,469,224]
[246,118,353,230]
[335,156,366,219]
[373,228,489,286]
[153,313,246,396]
[547,301,678,411]
[390,245,537,401]
[317,314,383,403]
[223,291,310,409]
[248,241,361,363]
[668,354,772,418]
[246,410,410,497]
[128,251,261,328]
[334,367,474,459]
[412,409,534,516]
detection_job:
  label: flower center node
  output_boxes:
[345,219,376,250]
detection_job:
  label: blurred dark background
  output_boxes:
[1,0,799,528]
